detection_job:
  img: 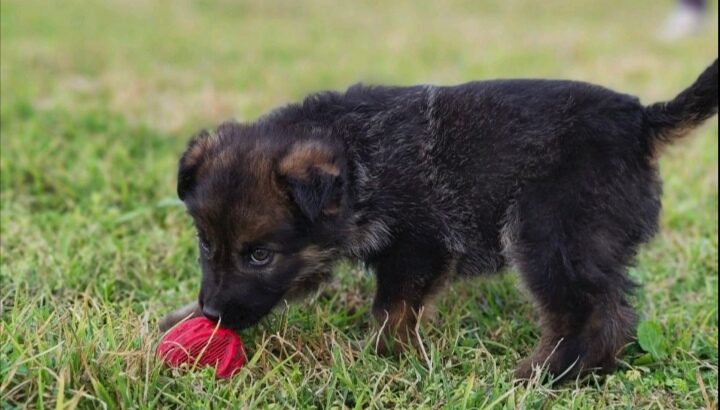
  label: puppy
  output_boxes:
[162,59,718,380]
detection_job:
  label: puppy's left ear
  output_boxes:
[178,130,216,201]
[277,140,345,222]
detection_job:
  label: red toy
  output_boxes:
[157,317,246,378]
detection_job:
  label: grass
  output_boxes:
[0,0,717,408]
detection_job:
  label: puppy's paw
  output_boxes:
[159,302,201,332]
[373,328,416,356]
[514,337,618,384]
[514,357,537,381]
[372,301,420,356]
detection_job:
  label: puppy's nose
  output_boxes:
[201,304,222,322]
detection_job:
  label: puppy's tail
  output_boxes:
[644,58,718,154]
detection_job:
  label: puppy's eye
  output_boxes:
[249,248,273,266]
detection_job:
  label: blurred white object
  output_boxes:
[661,3,707,40]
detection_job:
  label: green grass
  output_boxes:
[1,0,717,408]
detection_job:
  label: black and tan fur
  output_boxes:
[161,59,718,381]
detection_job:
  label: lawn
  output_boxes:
[0,0,717,408]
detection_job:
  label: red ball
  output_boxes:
[157,317,246,378]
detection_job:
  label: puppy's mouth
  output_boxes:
[216,315,262,331]
[204,302,278,331]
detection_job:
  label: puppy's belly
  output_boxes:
[455,248,506,277]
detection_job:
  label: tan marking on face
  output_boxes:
[214,145,238,170]
[190,141,293,248]
[232,153,290,243]
[283,245,336,299]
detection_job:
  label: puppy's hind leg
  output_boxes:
[506,173,659,382]
[159,301,202,332]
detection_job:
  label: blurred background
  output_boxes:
[2,0,718,133]
[1,1,718,408]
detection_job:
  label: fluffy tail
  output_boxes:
[645,59,718,153]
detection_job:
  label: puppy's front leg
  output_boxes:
[158,301,202,332]
[370,241,450,355]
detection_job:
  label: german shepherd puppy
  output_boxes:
[161,59,718,380]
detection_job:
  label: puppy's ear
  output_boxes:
[178,130,216,200]
[277,140,345,222]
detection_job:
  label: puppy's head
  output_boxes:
[178,121,348,329]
